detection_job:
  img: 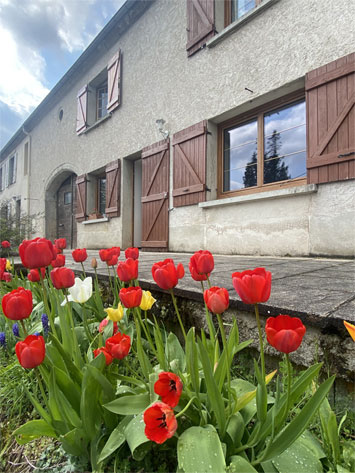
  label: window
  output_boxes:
[225,0,260,25]
[96,83,108,120]
[8,155,16,185]
[64,192,72,205]
[86,170,106,219]
[97,176,106,215]
[219,97,306,196]
[0,167,3,191]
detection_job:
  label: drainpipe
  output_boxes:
[22,126,31,217]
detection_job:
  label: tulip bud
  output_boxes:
[91,258,98,269]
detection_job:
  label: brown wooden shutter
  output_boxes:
[306,53,355,184]
[76,86,88,134]
[186,0,215,57]
[105,159,121,217]
[107,50,122,113]
[141,139,170,250]
[75,174,87,221]
[172,120,207,207]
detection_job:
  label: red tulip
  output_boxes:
[1,240,10,248]
[72,248,88,263]
[119,286,142,308]
[107,253,118,266]
[204,286,229,314]
[265,315,306,354]
[117,258,138,282]
[111,246,121,257]
[93,347,113,365]
[125,247,139,260]
[232,267,272,305]
[154,372,183,408]
[54,246,61,255]
[15,335,45,369]
[54,238,66,250]
[2,287,33,320]
[151,259,184,290]
[28,268,46,283]
[105,332,131,359]
[2,272,12,282]
[189,250,214,281]
[19,238,57,269]
[98,318,119,335]
[51,254,66,268]
[50,267,75,289]
[144,402,177,444]
[99,249,111,262]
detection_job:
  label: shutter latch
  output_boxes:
[338,151,355,158]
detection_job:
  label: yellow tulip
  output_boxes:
[344,321,355,342]
[105,305,124,322]
[6,260,12,271]
[139,290,156,311]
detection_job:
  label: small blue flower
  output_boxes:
[41,313,49,335]
[34,331,40,336]
[0,332,6,348]
[12,323,20,337]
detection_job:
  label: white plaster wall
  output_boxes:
[14,0,355,253]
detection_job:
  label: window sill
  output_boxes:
[199,184,317,209]
[82,113,112,135]
[82,216,109,225]
[207,0,280,49]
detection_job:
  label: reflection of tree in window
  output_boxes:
[98,177,106,215]
[97,83,108,120]
[243,152,257,188]
[264,130,290,184]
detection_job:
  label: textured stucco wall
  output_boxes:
[11,0,355,253]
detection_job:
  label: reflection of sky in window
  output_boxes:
[232,0,255,20]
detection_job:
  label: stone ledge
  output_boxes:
[199,184,317,209]
[82,217,109,225]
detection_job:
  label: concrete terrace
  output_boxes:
[60,250,355,333]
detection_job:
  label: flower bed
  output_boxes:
[0,239,354,472]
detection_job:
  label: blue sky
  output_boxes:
[0,0,125,149]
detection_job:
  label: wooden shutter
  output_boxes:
[172,120,207,207]
[306,53,355,184]
[107,50,122,113]
[141,139,170,250]
[75,174,87,221]
[105,159,121,217]
[186,0,215,57]
[76,85,88,135]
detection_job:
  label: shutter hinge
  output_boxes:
[205,186,211,192]
[338,151,355,158]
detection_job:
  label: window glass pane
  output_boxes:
[97,85,108,119]
[223,119,257,191]
[263,100,306,184]
[232,0,256,21]
[64,192,72,205]
[98,178,106,215]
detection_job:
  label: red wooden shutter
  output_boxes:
[172,120,207,207]
[105,159,121,217]
[186,0,215,57]
[306,53,355,184]
[76,85,88,134]
[141,139,170,250]
[75,174,87,221]
[107,50,122,113]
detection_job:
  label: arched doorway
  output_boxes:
[45,170,77,248]
[56,175,77,248]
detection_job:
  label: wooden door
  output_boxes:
[57,175,77,248]
[141,139,169,250]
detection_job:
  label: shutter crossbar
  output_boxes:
[175,144,203,185]
[172,184,205,197]
[143,197,167,242]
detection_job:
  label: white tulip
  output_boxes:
[61,277,93,305]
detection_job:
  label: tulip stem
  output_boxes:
[206,276,212,289]
[216,313,232,415]
[135,308,158,360]
[169,290,187,344]
[201,281,215,339]
[39,271,58,339]
[35,368,49,411]
[176,396,197,418]
[20,320,28,336]
[285,353,292,421]
[254,303,265,381]
[80,262,86,279]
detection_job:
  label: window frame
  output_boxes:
[217,90,307,199]
[8,155,16,186]
[96,81,108,121]
[224,0,262,27]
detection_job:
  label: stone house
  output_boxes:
[0,0,354,256]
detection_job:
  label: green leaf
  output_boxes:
[228,455,258,472]
[271,435,323,472]
[319,397,340,464]
[298,430,325,459]
[80,365,102,440]
[149,372,159,404]
[50,335,83,385]
[60,428,88,457]
[198,339,226,436]
[14,420,57,444]
[104,393,150,415]
[226,413,245,448]
[53,366,81,413]
[124,414,151,461]
[178,425,226,473]
[261,375,335,462]
[186,328,200,394]
[98,416,132,463]
[86,364,115,402]
[166,332,186,371]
